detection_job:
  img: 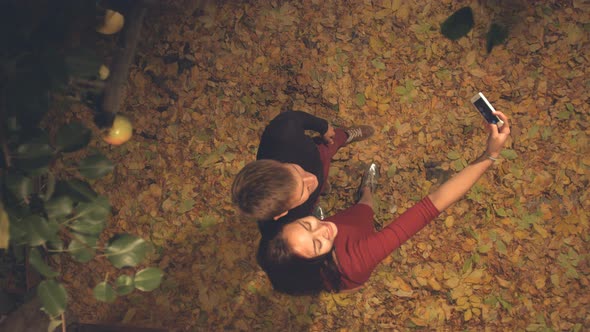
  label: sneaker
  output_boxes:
[356,162,380,202]
[313,205,326,220]
[345,125,375,145]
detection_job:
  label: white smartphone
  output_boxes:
[470,92,504,127]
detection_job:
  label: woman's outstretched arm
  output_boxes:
[336,112,511,289]
[428,111,511,212]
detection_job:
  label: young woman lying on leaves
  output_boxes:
[257,112,511,295]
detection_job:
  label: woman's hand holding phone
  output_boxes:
[485,111,510,158]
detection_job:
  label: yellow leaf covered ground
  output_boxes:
[57,0,589,330]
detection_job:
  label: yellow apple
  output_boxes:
[99,65,110,80]
[96,9,125,35]
[103,115,132,145]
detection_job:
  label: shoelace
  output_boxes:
[346,128,363,142]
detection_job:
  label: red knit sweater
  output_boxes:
[328,197,440,290]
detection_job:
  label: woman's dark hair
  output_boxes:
[256,220,342,295]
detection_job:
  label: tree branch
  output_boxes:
[101,1,150,115]
[0,86,11,168]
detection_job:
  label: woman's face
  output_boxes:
[282,216,338,258]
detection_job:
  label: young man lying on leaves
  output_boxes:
[231,110,374,226]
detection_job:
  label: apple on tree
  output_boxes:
[96,9,125,35]
[103,114,132,145]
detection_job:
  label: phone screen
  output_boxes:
[473,98,499,124]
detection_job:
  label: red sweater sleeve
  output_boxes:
[335,197,440,289]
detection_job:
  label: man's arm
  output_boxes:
[257,111,330,160]
[263,111,329,138]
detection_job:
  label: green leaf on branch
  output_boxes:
[134,267,164,291]
[40,171,56,202]
[72,232,98,246]
[78,153,115,179]
[76,195,111,222]
[54,179,97,203]
[29,247,59,278]
[68,234,97,262]
[54,122,91,153]
[93,281,117,303]
[13,136,54,174]
[22,215,58,246]
[9,219,28,245]
[47,319,63,332]
[37,280,67,317]
[47,239,65,252]
[69,218,106,235]
[115,275,135,295]
[106,235,148,268]
[5,173,33,201]
[44,196,73,220]
[67,195,110,235]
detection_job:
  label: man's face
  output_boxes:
[284,163,318,211]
